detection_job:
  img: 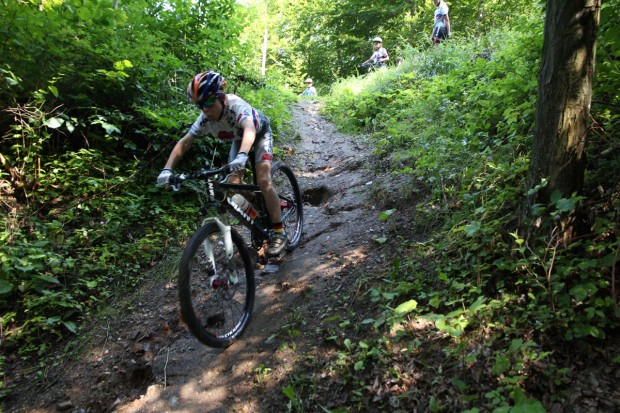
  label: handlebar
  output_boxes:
[169,166,229,191]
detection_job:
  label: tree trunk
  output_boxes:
[476,0,484,43]
[528,0,601,207]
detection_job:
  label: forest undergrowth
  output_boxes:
[297,19,620,412]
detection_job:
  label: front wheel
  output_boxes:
[178,222,255,348]
[271,162,304,250]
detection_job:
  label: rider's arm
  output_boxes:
[382,48,389,62]
[164,132,196,170]
[445,13,451,35]
[239,119,257,154]
[366,51,378,64]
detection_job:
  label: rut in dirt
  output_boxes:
[5,100,395,413]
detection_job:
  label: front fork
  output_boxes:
[201,216,239,286]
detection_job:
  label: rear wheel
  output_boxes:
[178,223,255,348]
[271,162,304,250]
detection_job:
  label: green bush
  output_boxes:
[322,14,619,410]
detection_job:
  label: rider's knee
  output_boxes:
[227,171,244,184]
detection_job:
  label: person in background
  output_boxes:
[362,37,389,67]
[431,0,451,46]
[157,70,288,256]
[299,78,317,97]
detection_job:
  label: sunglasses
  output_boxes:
[196,96,218,109]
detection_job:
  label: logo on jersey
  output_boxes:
[218,131,235,140]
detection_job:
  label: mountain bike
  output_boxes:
[168,160,303,348]
[358,62,385,73]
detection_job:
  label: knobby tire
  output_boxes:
[178,223,255,348]
[271,162,304,250]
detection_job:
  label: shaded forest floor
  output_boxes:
[4,100,620,412]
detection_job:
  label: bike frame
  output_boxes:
[174,164,273,249]
[213,179,272,244]
[179,173,272,282]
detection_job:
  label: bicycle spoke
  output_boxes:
[179,223,255,347]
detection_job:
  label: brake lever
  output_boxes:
[171,173,187,192]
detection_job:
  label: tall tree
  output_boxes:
[527,0,601,208]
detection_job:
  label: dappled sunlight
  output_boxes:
[3,0,618,411]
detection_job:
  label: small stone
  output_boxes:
[57,400,73,411]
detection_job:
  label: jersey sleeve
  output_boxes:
[188,113,212,138]
[229,98,260,130]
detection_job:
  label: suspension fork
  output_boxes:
[201,216,239,285]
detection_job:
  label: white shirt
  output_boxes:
[434,2,449,29]
[189,95,263,141]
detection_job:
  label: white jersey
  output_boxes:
[189,94,266,141]
[434,2,449,29]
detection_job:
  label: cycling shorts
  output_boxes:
[433,26,448,43]
[228,115,273,164]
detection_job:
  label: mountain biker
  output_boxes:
[157,70,288,256]
[431,0,451,46]
[362,37,389,68]
[299,78,317,97]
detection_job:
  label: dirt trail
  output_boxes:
[7,100,389,412]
